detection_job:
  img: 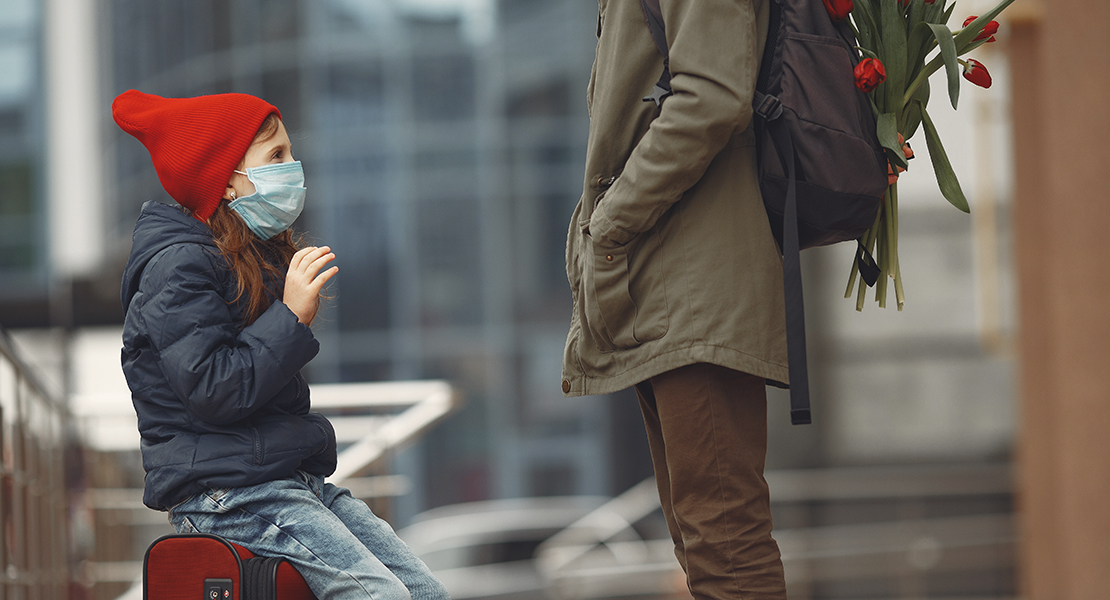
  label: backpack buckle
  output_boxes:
[754,93,784,121]
[643,83,673,107]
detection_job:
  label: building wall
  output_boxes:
[1010,0,1110,597]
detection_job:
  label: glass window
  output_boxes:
[333,200,393,330]
[323,62,386,130]
[417,198,481,325]
[261,0,300,42]
[0,44,32,105]
[412,55,475,121]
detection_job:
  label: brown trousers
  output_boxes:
[634,363,787,600]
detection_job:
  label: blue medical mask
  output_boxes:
[228,161,306,240]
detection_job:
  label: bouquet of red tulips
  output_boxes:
[825,0,1016,310]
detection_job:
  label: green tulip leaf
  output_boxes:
[902,84,929,139]
[881,0,909,115]
[903,103,923,141]
[907,21,936,80]
[855,21,875,51]
[908,0,926,34]
[878,112,908,170]
[921,106,970,213]
[942,3,957,26]
[915,76,932,103]
[960,37,989,56]
[858,0,880,20]
[926,22,960,110]
[853,0,881,54]
[924,0,946,24]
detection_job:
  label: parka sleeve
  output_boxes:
[589,0,763,247]
[137,244,319,425]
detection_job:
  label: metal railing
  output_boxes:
[70,380,458,596]
[0,330,72,600]
[537,463,1016,600]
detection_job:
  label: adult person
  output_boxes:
[560,1,789,598]
[115,90,448,600]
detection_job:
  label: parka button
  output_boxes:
[605,254,613,262]
[561,379,571,393]
[596,176,607,187]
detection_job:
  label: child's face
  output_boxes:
[227,119,294,199]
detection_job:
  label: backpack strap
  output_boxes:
[763,117,812,425]
[639,0,673,106]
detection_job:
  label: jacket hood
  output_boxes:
[121,201,218,310]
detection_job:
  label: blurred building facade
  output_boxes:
[97,0,654,526]
[0,0,1034,597]
[3,0,1019,511]
[0,0,47,306]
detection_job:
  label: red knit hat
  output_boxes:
[112,90,281,222]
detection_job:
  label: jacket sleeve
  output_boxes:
[589,0,762,247]
[138,244,320,425]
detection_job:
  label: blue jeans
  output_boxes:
[168,471,449,600]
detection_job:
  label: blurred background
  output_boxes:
[1,0,1107,599]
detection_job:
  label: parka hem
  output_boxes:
[562,343,788,397]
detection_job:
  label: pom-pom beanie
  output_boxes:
[112,90,281,222]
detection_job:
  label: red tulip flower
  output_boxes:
[962,59,992,88]
[963,16,999,42]
[822,0,853,20]
[854,58,886,93]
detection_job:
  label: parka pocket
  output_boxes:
[582,231,669,352]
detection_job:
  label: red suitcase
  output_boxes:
[143,534,317,600]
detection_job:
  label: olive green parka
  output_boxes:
[562,0,788,396]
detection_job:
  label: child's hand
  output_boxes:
[285,246,338,326]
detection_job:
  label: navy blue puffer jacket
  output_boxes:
[121,201,336,511]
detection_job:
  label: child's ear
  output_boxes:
[224,180,236,201]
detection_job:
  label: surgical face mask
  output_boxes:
[228,161,306,240]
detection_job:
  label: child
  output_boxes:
[115,90,448,600]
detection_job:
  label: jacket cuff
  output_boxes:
[589,196,637,248]
[244,301,320,374]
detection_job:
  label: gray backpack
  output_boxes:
[638,0,889,424]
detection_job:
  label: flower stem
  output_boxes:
[852,210,882,310]
[888,183,904,310]
[845,254,860,298]
[903,54,944,108]
[847,18,861,44]
[894,185,905,310]
[876,210,888,308]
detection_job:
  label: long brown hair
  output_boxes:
[206,113,303,326]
